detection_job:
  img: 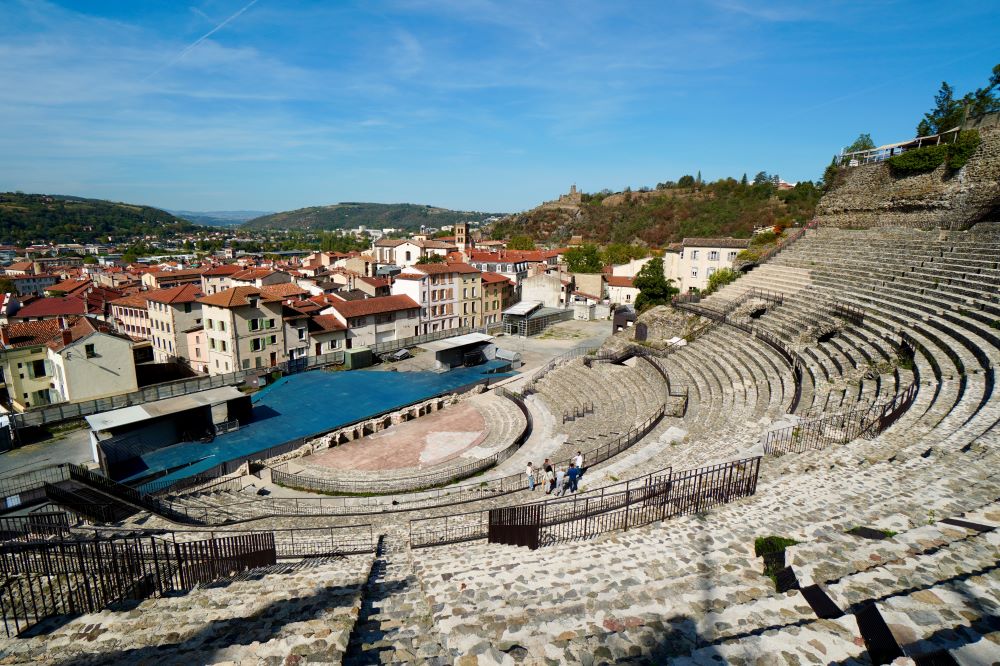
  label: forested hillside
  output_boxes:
[492,179,822,245]
[0,193,196,244]
[243,202,502,232]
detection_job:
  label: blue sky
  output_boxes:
[1,1,997,214]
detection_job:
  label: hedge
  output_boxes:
[946,130,982,170]
[887,129,982,175]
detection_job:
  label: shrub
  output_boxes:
[705,267,739,295]
[945,130,981,170]
[750,230,779,247]
[888,144,948,175]
[736,249,761,263]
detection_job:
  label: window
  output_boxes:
[242,359,250,369]
[691,267,699,278]
[184,303,192,313]
[218,320,226,332]
[206,319,213,330]
[691,250,699,260]
[728,251,738,261]
[209,338,216,350]
[85,343,96,358]
[267,318,275,329]
[708,251,719,261]
[298,328,306,341]
[707,267,717,277]
[249,318,260,331]
[29,359,47,379]
[267,335,277,345]
[220,340,228,352]
[250,338,263,352]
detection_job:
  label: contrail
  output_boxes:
[143,0,260,81]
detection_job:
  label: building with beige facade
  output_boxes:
[0,316,137,410]
[662,238,750,293]
[146,284,204,364]
[110,293,152,340]
[198,287,286,375]
[322,295,421,349]
[481,272,514,326]
[391,263,481,333]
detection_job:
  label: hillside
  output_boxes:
[170,210,272,227]
[492,180,822,246]
[243,202,502,232]
[0,193,197,245]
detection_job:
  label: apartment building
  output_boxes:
[372,239,456,269]
[480,272,514,326]
[322,294,420,348]
[141,268,204,290]
[391,263,482,333]
[198,287,285,375]
[146,284,204,363]
[0,316,137,410]
[110,293,152,340]
[200,264,242,295]
[662,238,750,292]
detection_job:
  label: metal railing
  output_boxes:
[369,326,488,355]
[0,530,278,637]
[270,387,533,496]
[763,380,919,456]
[832,300,865,325]
[412,457,761,549]
[520,345,598,396]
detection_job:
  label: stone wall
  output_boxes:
[816,122,1000,230]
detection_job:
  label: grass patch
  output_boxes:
[754,535,799,557]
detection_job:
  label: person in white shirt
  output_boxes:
[574,451,584,471]
[526,462,536,491]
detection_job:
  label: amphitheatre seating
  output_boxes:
[409,437,1000,662]
[4,227,999,664]
[1,555,373,664]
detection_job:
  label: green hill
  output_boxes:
[492,180,822,246]
[243,202,502,232]
[0,193,198,245]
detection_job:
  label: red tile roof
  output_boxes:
[1,319,63,349]
[415,262,480,275]
[310,314,347,332]
[327,294,419,318]
[260,282,309,300]
[47,278,91,295]
[481,271,512,285]
[606,276,636,288]
[197,286,278,308]
[47,317,122,351]
[111,293,150,308]
[200,264,242,276]
[146,283,204,304]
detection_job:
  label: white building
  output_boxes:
[662,238,750,293]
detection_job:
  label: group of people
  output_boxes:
[525,451,585,496]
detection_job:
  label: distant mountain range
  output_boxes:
[169,210,273,227]
[0,192,196,245]
[242,202,504,232]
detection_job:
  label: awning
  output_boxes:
[502,301,542,317]
[417,332,494,353]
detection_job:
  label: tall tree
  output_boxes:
[752,171,770,186]
[564,244,603,273]
[507,235,535,250]
[633,257,677,312]
[846,133,875,153]
[740,173,748,186]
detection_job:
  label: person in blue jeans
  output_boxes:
[566,463,581,493]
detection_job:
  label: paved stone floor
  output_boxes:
[306,401,487,471]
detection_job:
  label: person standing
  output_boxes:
[526,462,536,491]
[574,450,584,472]
[546,465,556,494]
[567,463,581,493]
[555,467,566,496]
